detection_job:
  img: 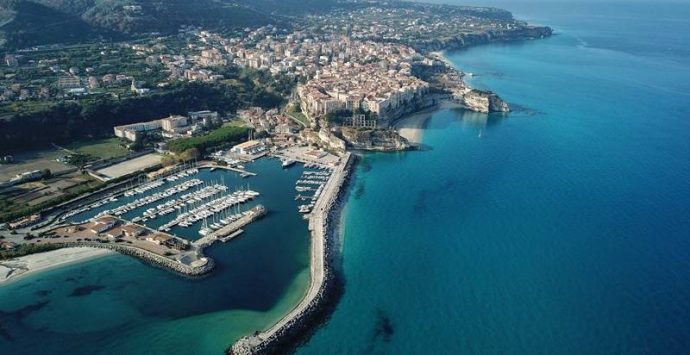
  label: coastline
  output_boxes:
[0,247,116,285]
[392,100,465,144]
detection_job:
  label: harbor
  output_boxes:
[232,152,355,354]
[5,157,310,278]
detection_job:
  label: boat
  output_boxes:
[282,159,296,168]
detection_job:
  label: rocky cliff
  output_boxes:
[411,26,554,53]
[339,127,411,151]
[461,89,510,113]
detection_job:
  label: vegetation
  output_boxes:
[0,0,340,50]
[66,138,130,160]
[168,125,249,154]
[0,243,60,260]
[0,75,285,154]
[287,111,309,126]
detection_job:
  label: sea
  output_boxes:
[298,1,690,355]
[2,1,690,354]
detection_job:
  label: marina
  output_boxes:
[294,167,332,214]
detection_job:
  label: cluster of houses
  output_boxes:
[238,107,301,135]
[186,28,431,122]
[89,216,189,250]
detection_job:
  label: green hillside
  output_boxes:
[0,0,339,50]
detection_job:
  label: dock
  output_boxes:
[194,205,266,247]
[220,229,244,243]
[199,164,257,176]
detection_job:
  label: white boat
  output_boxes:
[282,159,296,168]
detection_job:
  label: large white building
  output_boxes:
[114,120,162,141]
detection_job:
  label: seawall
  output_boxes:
[230,152,356,354]
[44,243,215,277]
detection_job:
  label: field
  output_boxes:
[0,172,102,222]
[96,153,162,180]
[64,137,130,160]
[0,148,71,182]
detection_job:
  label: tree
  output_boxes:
[180,148,200,162]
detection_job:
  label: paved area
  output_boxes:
[96,154,162,180]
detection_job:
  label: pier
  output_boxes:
[231,152,354,354]
[198,163,257,177]
[194,205,266,247]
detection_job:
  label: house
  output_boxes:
[105,229,123,239]
[231,140,266,155]
[90,216,118,234]
[146,233,172,245]
[121,224,146,238]
[8,214,41,230]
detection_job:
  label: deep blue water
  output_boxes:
[299,2,690,354]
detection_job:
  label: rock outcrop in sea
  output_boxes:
[462,89,510,113]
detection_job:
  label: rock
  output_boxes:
[462,89,509,113]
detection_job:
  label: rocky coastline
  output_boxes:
[410,26,554,53]
[40,242,215,276]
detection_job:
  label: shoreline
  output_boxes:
[0,247,116,285]
[392,100,465,144]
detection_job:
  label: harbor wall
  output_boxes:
[230,153,356,355]
[45,243,215,276]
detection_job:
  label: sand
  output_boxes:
[0,247,115,285]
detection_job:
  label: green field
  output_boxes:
[66,137,130,160]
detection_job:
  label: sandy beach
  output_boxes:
[0,247,115,285]
[393,111,433,143]
[392,101,464,143]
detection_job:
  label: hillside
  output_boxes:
[0,0,107,49]
[0,0,339,50]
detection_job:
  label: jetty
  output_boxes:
[231,152,354,354]
[194,205,266,247]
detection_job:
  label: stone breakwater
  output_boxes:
[45,243,215,276]
[230,153,356,355]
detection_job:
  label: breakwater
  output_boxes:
[45,243,214,276]
[230,152,356,355]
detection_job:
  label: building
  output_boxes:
[147,233,172,245]
[231,140,266,155]
[90,216,118,233]
[9,170,43,184]
[5,55,18,67]
[114,120,162,141]
[57,76,82,90]
[8,214,41,230]
[122,224,146,238]
[188,110,219,123]
[160,115,189,132]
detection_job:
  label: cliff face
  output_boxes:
[339,127,411,151]
[461,89,509,113]
[411,26,554,53]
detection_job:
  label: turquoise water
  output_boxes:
[2,2,690,354]
[0,159,313,354]
[299,2,690,354]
